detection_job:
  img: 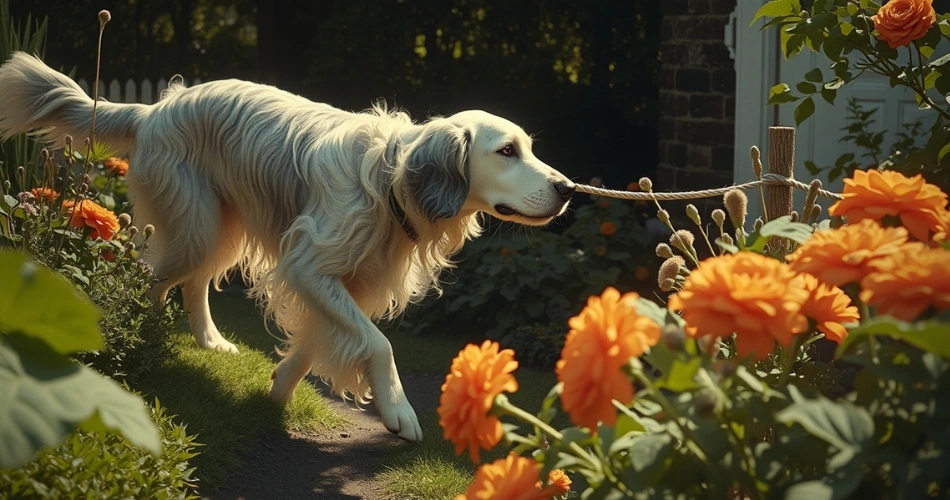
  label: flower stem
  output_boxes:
[493,396,599,470]
[778,334,805,388]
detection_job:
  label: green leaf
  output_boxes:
[804,68,823,82]
[794,97,816,126]
[837,317,950,359]
[769,83,801,104]
[785,480,834,500]
[628,434,674,484]
[634,296,671,328]
[0,251,102,354]
[745,216,815,251]
[753,0,797,24]
[655,357,702,392]
[796,81,818,94]
[777,389,874,463]
[820,86,837,105]
[939,141,950,162]
[0,337,160,468]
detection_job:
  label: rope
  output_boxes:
[575,173,842,201]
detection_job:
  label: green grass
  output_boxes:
[131,293,348,489]
[379,327,570,499]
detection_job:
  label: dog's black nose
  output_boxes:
[554,181,576,201]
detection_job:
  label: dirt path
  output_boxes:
[204,373,445,500]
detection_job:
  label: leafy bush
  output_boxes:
[401,194,661,369]
[438,167,950,499]
[760,0,950,187]
[0,400,201,500]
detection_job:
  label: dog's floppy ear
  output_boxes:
[403,120,472,222]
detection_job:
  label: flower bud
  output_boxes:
[804,179,821,215]
[639,177,653,191]
[64,135,73,146]
[128,225,138,238]
[118,213,132,228]
[693,389,719,416]
[655,243,674,259]
[658,256,686,290]
[16,166,24,176]
[98,9,111,26]
[711,209,726,230]
[721,233,734,245]
[82,174,90,183]
[144,224,155,238]
[808,204,822,222]
[753,217,764,232]
[685,204,701,226]
[661,324,687,352]
[124,241,135,252]
[723,189,748,230]
[790,211,799,222]
[751,146,763,180]
[3,180,10,191]
[670,229,695,255]
[41,149,50,161]
[660,278,676,292]
[657,209,670,224]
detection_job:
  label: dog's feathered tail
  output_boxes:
[0,52,150,151]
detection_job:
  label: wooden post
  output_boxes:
[767,126,795,220]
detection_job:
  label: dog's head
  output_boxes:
[401,110,574,226]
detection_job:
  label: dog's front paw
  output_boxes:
[197,333,240,354]
[378,396,423,442]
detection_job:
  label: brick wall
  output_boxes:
[657,0,737,212]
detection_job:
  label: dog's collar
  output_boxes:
[390,187,419,243]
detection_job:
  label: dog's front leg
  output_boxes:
[272,273,423,442]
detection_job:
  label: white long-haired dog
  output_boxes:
[0,52,575,441]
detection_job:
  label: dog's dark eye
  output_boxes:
[497,144,516,157]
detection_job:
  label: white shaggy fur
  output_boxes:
[0,52,575,441]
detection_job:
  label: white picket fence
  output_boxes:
[75,77,203,104]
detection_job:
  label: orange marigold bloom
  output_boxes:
[599,221,617,236]
[556,287,660,430]
[872,0,936,48]
[829,169,947,241]
[30,187,60,201]
[798,273,859,343]
[454,454,562,500]
[786,219,909,286]
[62,199,121,241]
[103,156,129,176]
[535,469,572,495]
[860,243,950,321]
[667,252,808,360]
[933,208,950,243]
[438,341,518,464]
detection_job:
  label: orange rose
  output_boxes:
[860,243,950,321]
[455,454,562,500]
[829,169,947,242]
[599,221,617,236]
[557,287,660,429]
[438,341,518,463]
[103,156,130,176]
[872,0,936,48]
[668,252,808,360]
[62,199,121,240]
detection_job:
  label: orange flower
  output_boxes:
[634,266,650,281]
[667,252,808,360]
[872,0,936,48]
[454,454,562,500]
[556,287,660,429]
[860,243,950,321]
[933,208,950,243]
[62,199,120,240]
[30,187,60,201]
[438,341,518,464]
[798,273,859,343]
[786,219,909,286]
[103,156,129,176]
[599,221,617,236]
[500,247,512,257]
[626,181,639,191]
[536,469,572,495]
[829,169,947,241]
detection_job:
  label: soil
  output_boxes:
[204,374,446,500]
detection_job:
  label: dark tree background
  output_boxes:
[13,0,661,187]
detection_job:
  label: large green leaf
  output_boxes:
[0,337,160,469]
[784,480,833,500]
[836,317,950,359]
[752,0,799,24]
[777,388,874,467]
[628,433,674,485]
[655,357,701,393]
[0,251,102,354]
[745,216,815,252]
